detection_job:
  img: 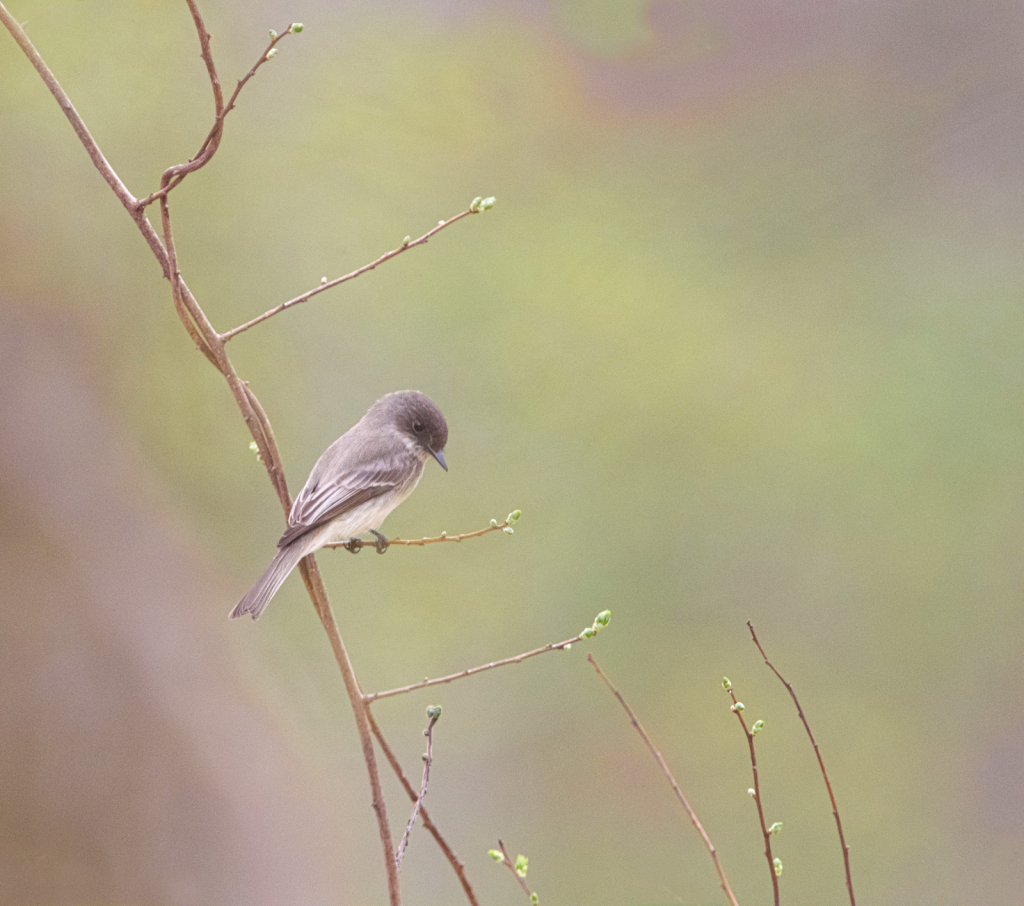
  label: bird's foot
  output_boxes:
[370,529,389,554]
[344,537,364,554]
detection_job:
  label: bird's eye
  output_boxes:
[413,421,425,433]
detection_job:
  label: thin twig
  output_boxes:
[137,19,297,208]
[326,517,514,551]
[367,706,481,906]
[496,840,534,901]
[221,208,479,340]
[748,622,855,906]
[725,684,779,906]
[587,656,739,906]
[369,628,593,703]
[395,707,441,869]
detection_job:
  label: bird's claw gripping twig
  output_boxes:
[371,529,390,554]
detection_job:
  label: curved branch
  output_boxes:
[748,622,855,906]
[588,655,740,906]
[137,9,298,209]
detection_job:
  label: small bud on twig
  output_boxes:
[265,48,278,60]
[768,821,783,835]
[774,857,783,876]
[722,677,732,691]
[751,719,764,735]
[731,701,745,712]
[290,22,303,33]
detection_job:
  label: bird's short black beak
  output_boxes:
[431,448,448,472]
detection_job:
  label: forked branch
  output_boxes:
[367,706,481,906]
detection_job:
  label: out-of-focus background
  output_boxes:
[2,1,1023,903]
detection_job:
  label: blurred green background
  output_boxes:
[2,1,1023,903]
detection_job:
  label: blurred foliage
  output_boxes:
[2,1,1024,904]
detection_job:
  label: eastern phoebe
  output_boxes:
[231,390,448,620]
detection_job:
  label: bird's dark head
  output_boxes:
[372,390,449,471]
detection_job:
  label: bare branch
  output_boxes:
[221,207,481,341]
[367,706,481,906]
[395,706,441,869]
[588,655,739,906]
[137,13,299,208]
[368,610,610,703]
[725,681,779,905]
[325,513,519,552]
[3,7,402,902]
[748,622,855,906]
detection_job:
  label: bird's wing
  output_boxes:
[279,453,416,549]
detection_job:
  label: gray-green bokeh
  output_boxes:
[2,1,1023,904]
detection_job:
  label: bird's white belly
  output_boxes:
[316,479,420,547]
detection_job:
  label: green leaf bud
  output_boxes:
[502,525,514,534]
[747,788,756,798]
[290,22,303,33]
[773,857,783,876]
[731,701,745,712]
[490,518,498,527]
[769,821,782,835]
[514,854,528,877]
[507,509,522,524]
[266,48,278,60]
[488,849,503,862]
[426,705,442,720]
[722,677,732,691]
[481,196,496,210]
[752,720,764,735]
[581,627,597,639]
[595,610,611,627]
[269,28,278,39]
[470,196,483,211]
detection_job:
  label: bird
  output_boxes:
[231,390,448,620]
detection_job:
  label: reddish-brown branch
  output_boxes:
[0,7,402,903]
[587,656,740,906]
[496,840,534,901]
[326,516,515,552]
[220,208,480,340]
[137,13,296,209]
[748,622,855,906]
[726,685,779,906]
[369,631,587,703]
[367,707,481,906]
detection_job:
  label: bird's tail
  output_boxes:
[230,542,307,620]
